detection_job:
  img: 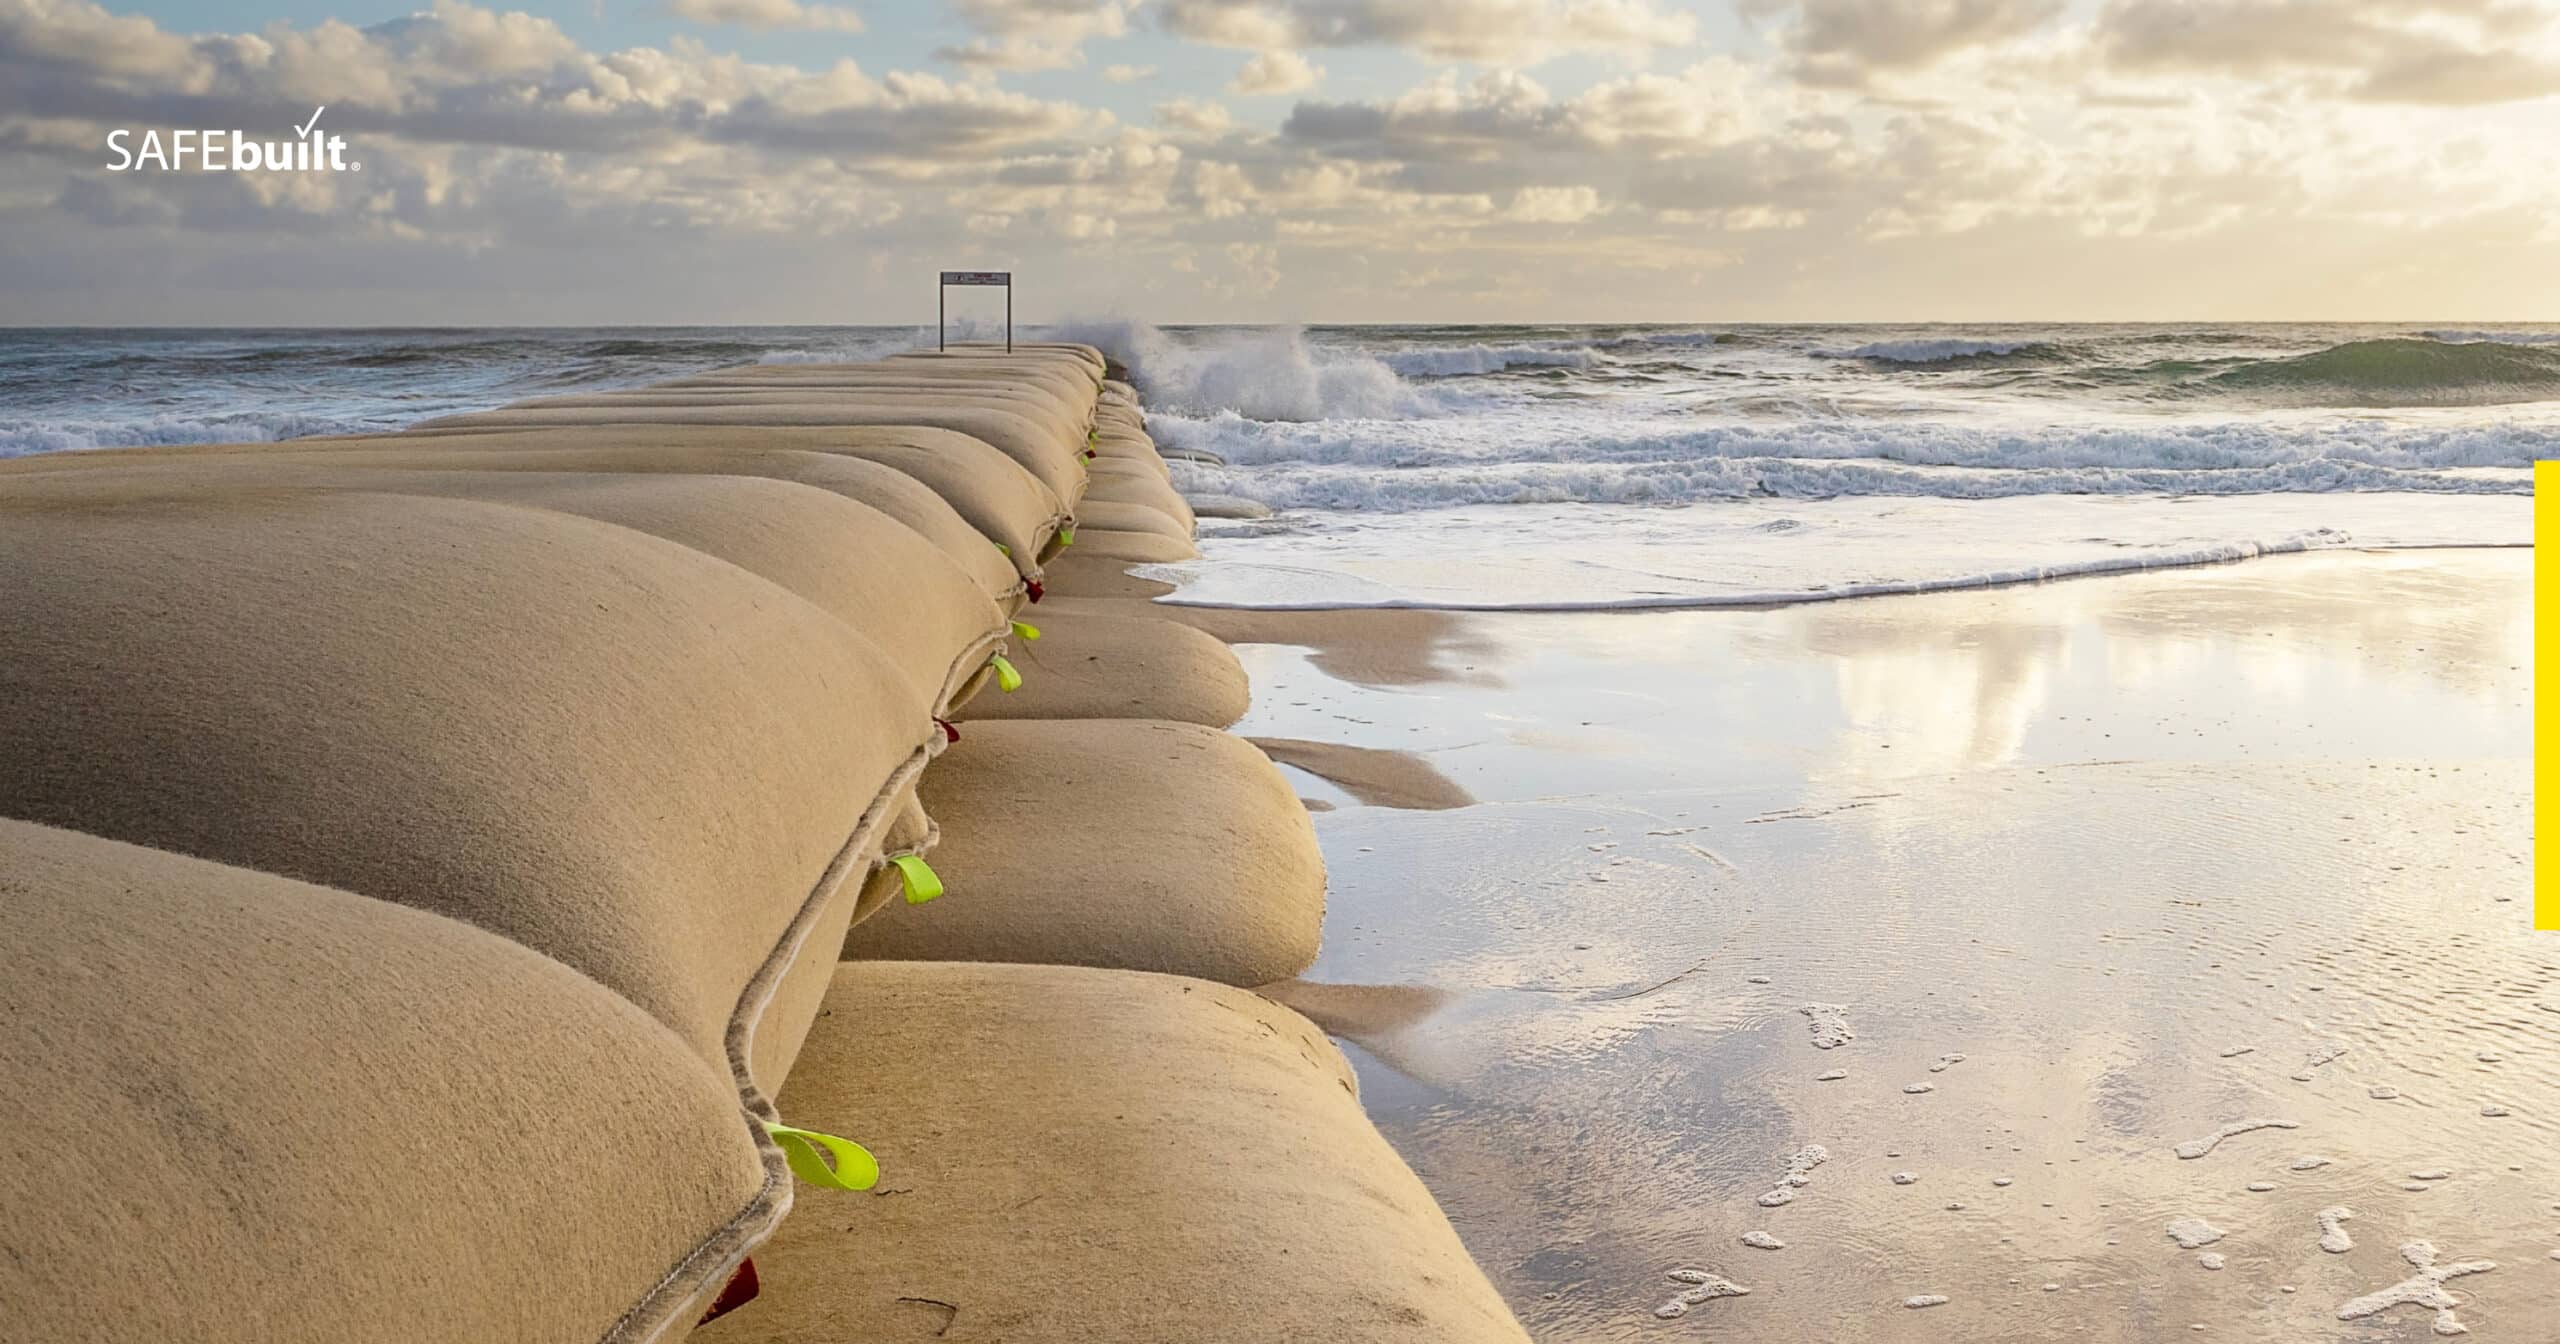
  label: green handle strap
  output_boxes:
[1011,620,1040,642]
[1058,525,1076,547]
[762,1121,879,1191]
[990,654,1022,693]
[889,853,944,904]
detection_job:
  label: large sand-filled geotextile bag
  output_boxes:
[0,462,1014,716]
[383,424,1068,590]
[956,604,1247,728]
[0,818,786,1344]
[842,720,1322,986]
[588,378,1093,447]
[1080,466,1195,529]
[419,397,1088,507]
[894,340,1107,379]
[660,362,1099,422]
[0,484,941,1104]
[695,962,1535,1344]
[0,428,1061,597]
[1061,525,1201,563]
[1073,497,1194,542]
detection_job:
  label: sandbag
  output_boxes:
[0,427,1056,596]
[843,720,1322,986]
[669,362,1098,422]
[0,483,936,1102]
[1065,525,1200,563]
[958,604,1246,728]
[587,380,1091,447]
[699,962,1532,1344]
[1072,497,1193,542]
[0,817,784,1344]
[895,341,1107,380]
[1080,468,1195,529]
[0,462,1012,716]
[419,398,1088,506]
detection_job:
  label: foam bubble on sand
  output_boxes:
[2291,1156,2335,1171]
[2247,1182,2277,1192]
[2475,1051,2503,1062]
[2336,1241,2495,1335]
[2219,1046,2256,1058]
[2369,1086,2402,1100]
[1741,1231,1785,1249]
[1930,1053,1967,1073]
[2319,1207,2356,1253]
[2168,1218,2226,1249]
[1656,1269,1750,1318]
[2410,1169,2452,1181]
[1904,1294,1950,1309]
[2198,1253,2227,1270]
[1993,1177,2014,1187]
[2479,1104,2510,1117]
[1816,1069,1848,1081]
[1892,1171,1920,1185]
[1781,1145,1829,1187]
[1800,1003,1854,1048]
[1746,975,1771,984]
[1904,1083,1936,1094]
[2291,1042,2350,1081]
[1756,1188,1797,1207]
[2174,1118,2301,1159]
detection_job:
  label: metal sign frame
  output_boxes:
[938,271,1012,352]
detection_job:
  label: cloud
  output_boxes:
[2095,0,2560,105]
[1230,49,1322,94]
[1155,97,1234,134]
[935,0,1130,70]
[1748,0,2064,85]
[1102,62,1156,81]
[667,0,864,32]
[1160,0,1697,66]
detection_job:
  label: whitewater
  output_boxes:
[0,321,2541,609]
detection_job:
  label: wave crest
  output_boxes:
[2208,337,2560,406]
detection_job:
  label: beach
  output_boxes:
[0,323,2545,1342]
[1205,547,2544,1339]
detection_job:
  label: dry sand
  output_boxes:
[1212,550,2547,1343]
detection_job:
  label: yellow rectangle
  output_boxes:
[2542,461,2555,929]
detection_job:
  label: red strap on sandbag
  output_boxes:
[934,717,959,744]
[698,1257,759,1326]
[1025,580,1044,603]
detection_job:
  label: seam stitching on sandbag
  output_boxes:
[608,1118,791,1344]
[937,627,1011,721]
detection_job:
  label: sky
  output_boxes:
[2,0,2558,324]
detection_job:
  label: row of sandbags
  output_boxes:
[0,343,1525,1343]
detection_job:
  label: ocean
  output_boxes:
[2,321,2543,607]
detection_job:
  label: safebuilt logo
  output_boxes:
[106,106,358,173]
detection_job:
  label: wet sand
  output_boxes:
[1218,550,2550,1342]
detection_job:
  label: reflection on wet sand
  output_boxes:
[1228,550,2546,1343]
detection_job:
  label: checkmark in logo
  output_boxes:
[296,106,325,138]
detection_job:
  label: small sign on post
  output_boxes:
[938,270,1013,352]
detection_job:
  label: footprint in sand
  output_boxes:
[2174,1118,2300,1159]
[1655,1269,1749,1319]
[2317,1207,2355,1254]
[2336,1241,2495,1335]
[2167,1218,2225,1249]
[1800,1004,1854,1049]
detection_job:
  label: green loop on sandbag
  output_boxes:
[1011,620,1041,642]
[762,1121,878,1191]
[994,542,1010,557]
[1059,525,1076,547]
[990,654,1023,693]
[890,853,944,904]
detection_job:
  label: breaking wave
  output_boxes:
[2207,337,2560,406]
